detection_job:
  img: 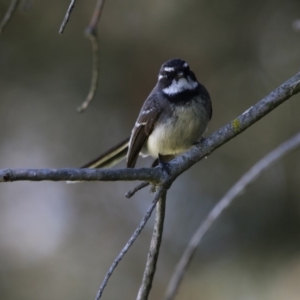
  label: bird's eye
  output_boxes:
[166,72,174,79]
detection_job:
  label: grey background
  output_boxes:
[0,0,300,299]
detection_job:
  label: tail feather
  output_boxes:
[81,137,130,169]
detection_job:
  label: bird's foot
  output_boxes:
[194,137,206,146]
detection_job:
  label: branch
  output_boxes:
[77,32,99,112]
[126,182,150,198]
[136,191,167,300]
[59,0,106,111]
[0,167,162,183]
[94,187,165,300]
[164,131,300,300]
[59,0,76,34]
[0,0,20,34]
[86,0,106,34]
[77,0,106,112]
[0,70,299,184]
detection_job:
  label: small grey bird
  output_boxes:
[82,58,212,169]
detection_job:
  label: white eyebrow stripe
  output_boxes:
[164,67,174,72]
[183,62,189,68]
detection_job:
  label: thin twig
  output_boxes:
[77,33,99,112]
[94,187,165,300]
[59,0,76,34]
[77,0,106,112]
[126,182,150,198]
[137,191,167,300]
[164,131,300,300]
[86,0,106,34]
[0,0,20,34]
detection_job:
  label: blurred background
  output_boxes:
[0,0,300,299]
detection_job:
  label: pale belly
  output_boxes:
[144,103,209,158]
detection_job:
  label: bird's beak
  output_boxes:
[176,72,185,80]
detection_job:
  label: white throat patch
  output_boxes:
[162,77,198,95]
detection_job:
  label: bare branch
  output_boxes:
[94,187,165,300]
[0,167,162,183]
[0,0,20,34]
[77,0,106,112]
[86,0,106,34]
[126,182,150,198]
[59,0,76,34]
[77,33,99,112]
[164,131,300,300]
[137,191,167,300]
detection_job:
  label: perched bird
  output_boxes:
[82,58,212,169]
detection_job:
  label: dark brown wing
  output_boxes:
[127,94,161,168]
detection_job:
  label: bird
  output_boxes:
[81,58,212,170]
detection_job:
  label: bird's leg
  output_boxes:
[151,158,159,167]
[158,154,172,175]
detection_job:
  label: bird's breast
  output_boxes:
[145,99,210,158]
